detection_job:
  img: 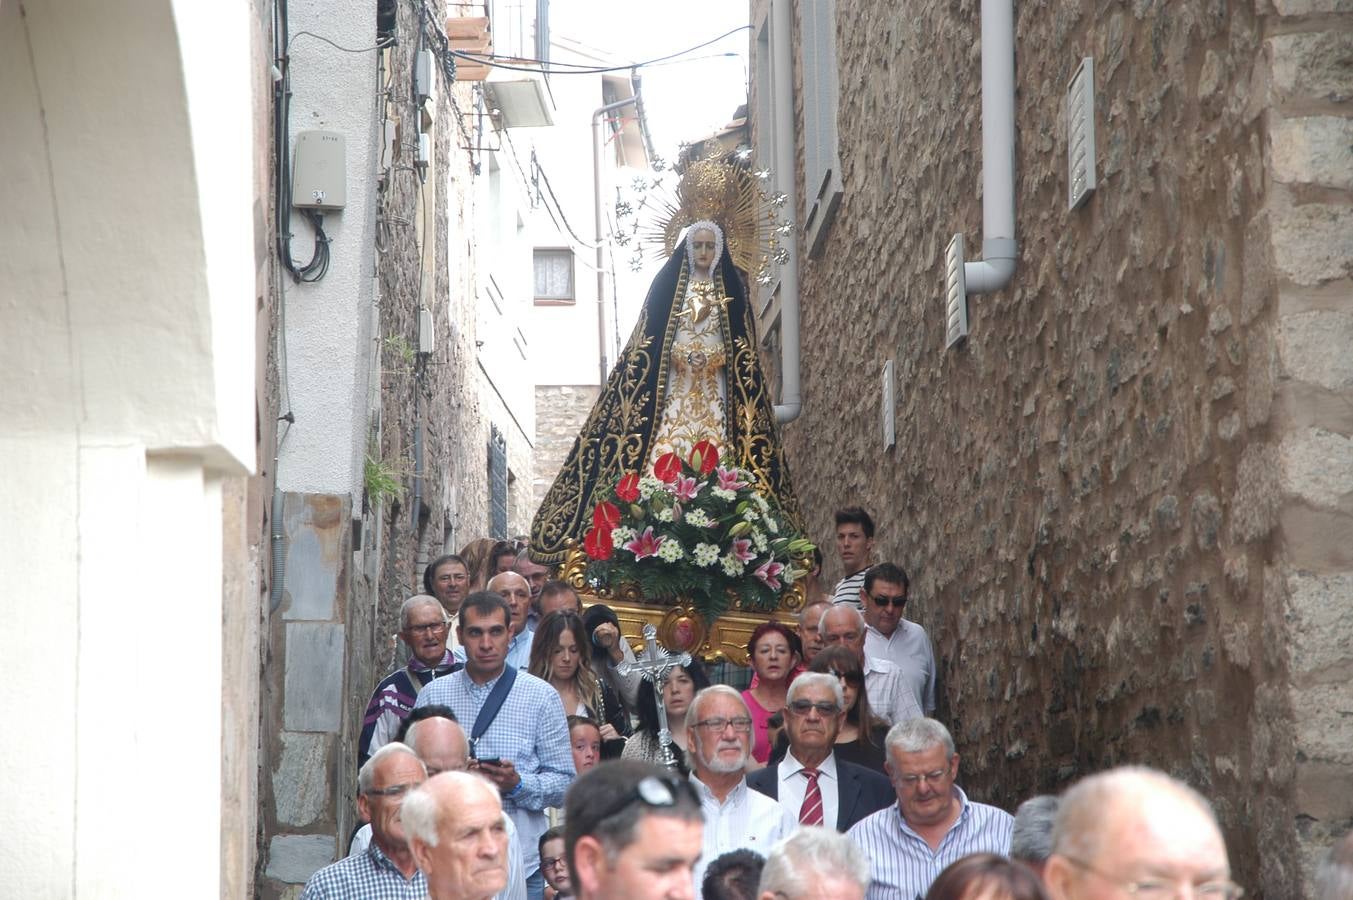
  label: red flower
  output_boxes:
[593,501,621,531]
[584,525,614,560]
[689,440,720,475]
[654,452,682,483]
[615,473,641,502]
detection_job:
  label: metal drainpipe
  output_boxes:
[770,0,802,424]
[964,0,1018,293]
[591,95,639,386]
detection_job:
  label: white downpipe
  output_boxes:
[964,0,1018,293]
[771,0,802,424]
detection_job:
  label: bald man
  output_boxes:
[1043,767,1239,900]
[404,772,511,900]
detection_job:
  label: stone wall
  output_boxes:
[754,0,1352,895]
[533,384,601,514]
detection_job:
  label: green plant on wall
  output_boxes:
[364,449,405,507]
[382,334,416,377]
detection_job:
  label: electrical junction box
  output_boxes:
[292,130,347,209]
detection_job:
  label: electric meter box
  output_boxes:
[292,130,347,210]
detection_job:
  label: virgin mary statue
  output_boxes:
[530,155,801,566]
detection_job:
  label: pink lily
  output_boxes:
[715,466,749,491]
[672,475,704,503]
[729,538,755,563]
[623,526,664,561]
[753,559,785,590]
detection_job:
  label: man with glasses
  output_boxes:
[1043,767,1240,900]
[514,548,552,630]
[538,827,573,899]
[747,673,893,832]
[859,563,936,716]
[565,760,704,900]
[819,605,924,728]
[359,595,461,767]
[302,743,429,898]
[685,686,790,893]
[847,717,1013,899]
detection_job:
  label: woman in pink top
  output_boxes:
[740,621,802,765]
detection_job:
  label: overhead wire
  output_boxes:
[444,25,751,76]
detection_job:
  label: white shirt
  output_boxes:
[776,750,839,831]
[863,655,926,727]
[864,621,937,714]
[689,774,789,896]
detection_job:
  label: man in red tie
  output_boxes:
[747,673,894,832]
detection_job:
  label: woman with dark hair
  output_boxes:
[620,657,711,776]
[741,621,801,766]
[925,853,1050,900]
[528,611,628,758]
[457,538,497,591]
[768,645,890,771]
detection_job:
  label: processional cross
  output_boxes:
[617,624,692,771]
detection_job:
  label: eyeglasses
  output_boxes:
[1060,857,1244,900]
[365,781,419,798]
[786,700,840,717]
[869,593,907,608]
[406,621,447,636]
[693,716,754,733]
[590,774,697,826]
[540,856,567,871]
[895,768,950,788]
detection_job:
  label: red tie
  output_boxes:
[799,767,824,826]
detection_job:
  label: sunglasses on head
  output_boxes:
[590,774,696,826]
[869,593,907,608]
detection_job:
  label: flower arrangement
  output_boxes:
[582,439,815,623]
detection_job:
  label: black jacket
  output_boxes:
[746,754,895,832]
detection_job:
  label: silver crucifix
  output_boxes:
[617,623,692,770]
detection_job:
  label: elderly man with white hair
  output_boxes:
[685,685,790,893]
[403,771,512,900]
[747,672,893,832]
[758,827,871,900]
[847,717,1013,899]
[819,605,924,727]
[358,595,460,766]
[1043,766,1240,900]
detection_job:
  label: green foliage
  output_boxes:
[363,451,405,507]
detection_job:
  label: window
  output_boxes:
[533,248,574,304]
[800,0,842,256]
[488,426,508,539]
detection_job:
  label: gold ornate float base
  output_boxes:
[559,546,803,667]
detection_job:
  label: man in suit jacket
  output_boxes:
[748,673,894,832]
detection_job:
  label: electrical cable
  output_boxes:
[288,30,396,54]
[444,25,751,76]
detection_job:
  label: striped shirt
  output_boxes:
[847,787,1014,900]
[300,841,426,899]
[414,667,574,878]
[832,570,869,608]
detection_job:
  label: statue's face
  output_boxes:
[690,228,717,272]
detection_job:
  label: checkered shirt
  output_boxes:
[299,841,426,899]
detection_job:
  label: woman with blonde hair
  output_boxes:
[528,611,628,757]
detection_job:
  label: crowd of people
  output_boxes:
[305,512,1352,900]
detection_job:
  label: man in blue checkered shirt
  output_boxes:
[301,742,428,899]
[415,591,574,900]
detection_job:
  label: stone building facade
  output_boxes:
[749,0,1351,895]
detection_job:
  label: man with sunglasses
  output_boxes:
[848,717,1012,899]
[859,563,937,717]
[565,760,704,900]
[1043,767,1240,900]
[747,673,893,832]
[686,686,790,893]
[358,595,462,767]
[302,742,429,898]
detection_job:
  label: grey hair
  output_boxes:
[885,717,956,758]
[758,826,870,898]
[685,684,748,733]
[786,672,845,710]
[1315,830,1353,900]
[823,604,867,631]
[400,594,446,630]
[400,771,499,848]
[797,598,832,625]
[1010,794,1060,863]
[1052,766,1220,862]
[358,742,425,794]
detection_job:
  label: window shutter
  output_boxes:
[800,0,842,255]
[489,426,508,539]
